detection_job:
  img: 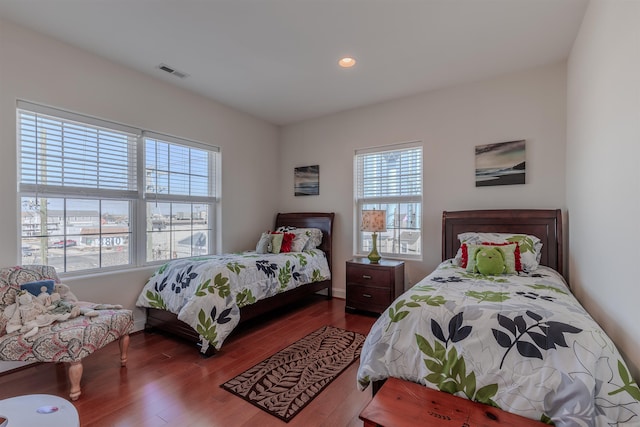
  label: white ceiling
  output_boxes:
[0,0,589,126]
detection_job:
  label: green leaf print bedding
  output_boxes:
[357,260,640,426]
[136,249,330,353]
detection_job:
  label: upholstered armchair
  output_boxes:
[0,265,133,400]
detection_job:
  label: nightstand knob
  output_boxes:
[362,293,372,298]
[362,275,372,279]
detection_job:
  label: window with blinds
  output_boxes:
[17,101,219,273]
[144,133,218,262]
[354,142,423,259]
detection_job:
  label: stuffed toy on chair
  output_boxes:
[4,290,72,338]
[37,285,86,317]
[3,285,126,338]
[54,283,78,303]
[53,283,123,314]
[472,246,507,275]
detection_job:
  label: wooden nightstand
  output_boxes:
[345,258,404,315]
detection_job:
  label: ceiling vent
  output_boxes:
[157,63,189,79]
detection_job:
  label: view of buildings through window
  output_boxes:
[21,197,132,272]
[144,135,215,263]
[146,202,210,262]
[18,102,219,273]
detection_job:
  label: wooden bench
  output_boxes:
[359,378,547,427]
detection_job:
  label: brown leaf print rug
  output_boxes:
[220,325,366,422]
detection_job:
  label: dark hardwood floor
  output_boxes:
[0,296,378,426]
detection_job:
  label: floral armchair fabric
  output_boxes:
[0,265,133,400]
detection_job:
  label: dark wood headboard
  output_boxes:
[275,212,335,271]
[442,209,563,276]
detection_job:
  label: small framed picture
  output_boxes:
[475,140,525,187]
[294,165,319,196]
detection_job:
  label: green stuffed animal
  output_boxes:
[473,246,506,275]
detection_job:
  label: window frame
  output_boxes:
[142,131,219,264]
[354,141,423,261]
[17,100,220,275]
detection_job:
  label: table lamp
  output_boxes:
[361,209,386,263]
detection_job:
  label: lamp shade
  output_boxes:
[361,210,387,233]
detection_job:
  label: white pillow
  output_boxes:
[290,233,310,252]
[457,232,542,271]
[255,232,272,254]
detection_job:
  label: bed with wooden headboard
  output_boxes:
[356,209,640,425]
[140,212,334,356]
[442,209,563,276]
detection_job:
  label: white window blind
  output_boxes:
[354,142,423,259]
[356,144,422,202]
[18,101,138,199]
[144,131,218,202]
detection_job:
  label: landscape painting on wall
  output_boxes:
[294,165,319,196]
[475,140,526,187]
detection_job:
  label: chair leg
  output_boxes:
[67,361,83,401]
[119,334,130,367]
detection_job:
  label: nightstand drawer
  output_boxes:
[345,258,404,316]
[346,266,390,286]
[346,284,391,312]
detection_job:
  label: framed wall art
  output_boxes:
[475,140,525,187]
[294,165,319,196]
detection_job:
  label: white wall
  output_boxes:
[0,18,280,340]
[280,63,567,298]
[566,0,640,380]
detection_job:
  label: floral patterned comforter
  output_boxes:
[136,249,330,353]
[357,261,640,426]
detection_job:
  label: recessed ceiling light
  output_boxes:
[338,57,356,68]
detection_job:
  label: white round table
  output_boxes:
[0,394,79,427]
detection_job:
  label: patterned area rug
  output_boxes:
[221,325,366,422]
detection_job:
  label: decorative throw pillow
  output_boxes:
[290,233,310,252]
[280,232,295,253]
[460,242,522,271]
[20,279,55,296]
[255,232,273,254]
[270,232,284,254]
[302,228,323,250]
[457,232,542,271]
[459,244,469,267]
[465,243,518,274]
